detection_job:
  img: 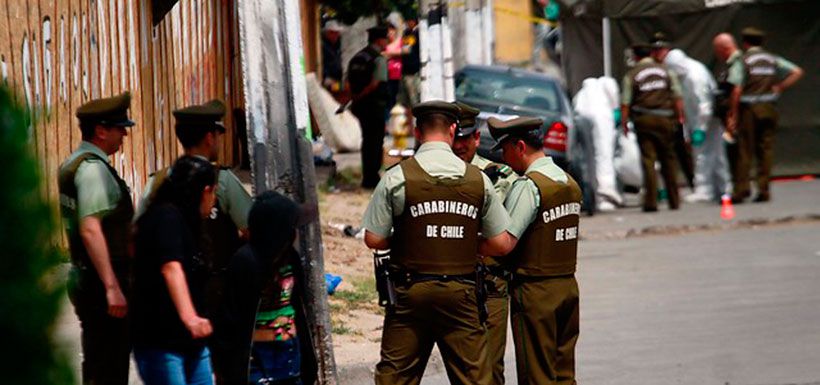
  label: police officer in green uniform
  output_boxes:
[729,27,803,203]
[621,43,686,212]
[58,92,136,385]
[135,99,252,384]
[347,25,390,189]
[362,101,516,385]
[488,116,583,385]
[451,101,516,384]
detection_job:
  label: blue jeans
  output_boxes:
[248,340,301,384]
[134,346,214,385]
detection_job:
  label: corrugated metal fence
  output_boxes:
[0,0,243,204]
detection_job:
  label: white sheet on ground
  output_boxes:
[306,73,362,152]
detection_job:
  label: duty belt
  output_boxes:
[390,266,476,286]
[632,106,675,117]
[740,93,778,104]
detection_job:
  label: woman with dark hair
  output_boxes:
[132,155,219,385]
[215,191,318,385]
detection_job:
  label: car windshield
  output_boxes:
[455,70,562,113]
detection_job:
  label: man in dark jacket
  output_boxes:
[215,191,317,385]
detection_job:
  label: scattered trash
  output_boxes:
[328,222,365,239]
[325,273,343,295]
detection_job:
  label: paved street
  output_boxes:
[54,180,820,384]
[423,218,820,384]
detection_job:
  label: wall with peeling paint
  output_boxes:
[0,0,243,207]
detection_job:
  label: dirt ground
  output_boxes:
[318,167,386,368]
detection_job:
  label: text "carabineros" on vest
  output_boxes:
[542,202,582,224]
[409,200,479,219]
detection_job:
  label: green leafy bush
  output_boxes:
[0,86,74,385]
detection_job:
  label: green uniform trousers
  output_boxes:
[68,264,132,385]
[634,115,680,210]
[375,280,491,385]
[510,275,579,385]
[485,275,509,384]
[733,103,778,200]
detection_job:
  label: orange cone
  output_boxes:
[721,194,735,220]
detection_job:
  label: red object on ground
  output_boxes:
[721,194,735,221]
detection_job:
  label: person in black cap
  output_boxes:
[216,191,318,385]
[361,100,516,385]
[729,27,803,203]
[346,25,390,188]
[58,92,136,385]
[136,99,252,384]
[621,43,685,212]
[488,116,582,385]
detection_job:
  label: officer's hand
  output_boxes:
[772,84,783,95]
[106,287,128,318]
[183,316,213,339]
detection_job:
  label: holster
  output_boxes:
[373,250,397,308]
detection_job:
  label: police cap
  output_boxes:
[453,101,481,137]
[412,100,461,122]
[651,32,671,48]
[76,92,135,127]
[367,25,389,41]
[487,116,544,151]
[741,27,765,45]
[173,99,227,133]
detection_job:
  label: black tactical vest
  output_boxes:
[391,158,484,275]
[628,60,675,112]
[59,152,134,267]
[507,171,582,277]
[713,59,735,119]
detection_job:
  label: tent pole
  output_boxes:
[602,17,612,77]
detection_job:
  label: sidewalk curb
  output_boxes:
[582,213,820,241]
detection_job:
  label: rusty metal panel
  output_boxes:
[1,0,244,215]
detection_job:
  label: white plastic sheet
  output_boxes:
[305,73,362,153]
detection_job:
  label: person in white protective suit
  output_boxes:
[573,77,623,211]
[652,41,731,202]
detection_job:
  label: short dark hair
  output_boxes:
[633,45,652,59]
[416,113,456,134]
[80,122,97,141]
[175,124,217,149]
[506,132,543,151]
[742,34,764,47]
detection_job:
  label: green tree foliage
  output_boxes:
[320,0,418,25]
[0,86,74,385]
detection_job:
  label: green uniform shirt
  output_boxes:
[372,44,388,83]
[734,46,798,86]
[504,156,568,239]
[471,154,517,201]
[621,57,683,105]
[62,141,122,218]
[136,157,252,228]
[362,141,510,239]
[726,50,745,87]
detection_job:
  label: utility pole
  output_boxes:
[419,0,455,101]
[236,0,338,383]
[451,0,494,70]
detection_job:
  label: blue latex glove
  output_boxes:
[613,108,622,127]
[691,128,706,147]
